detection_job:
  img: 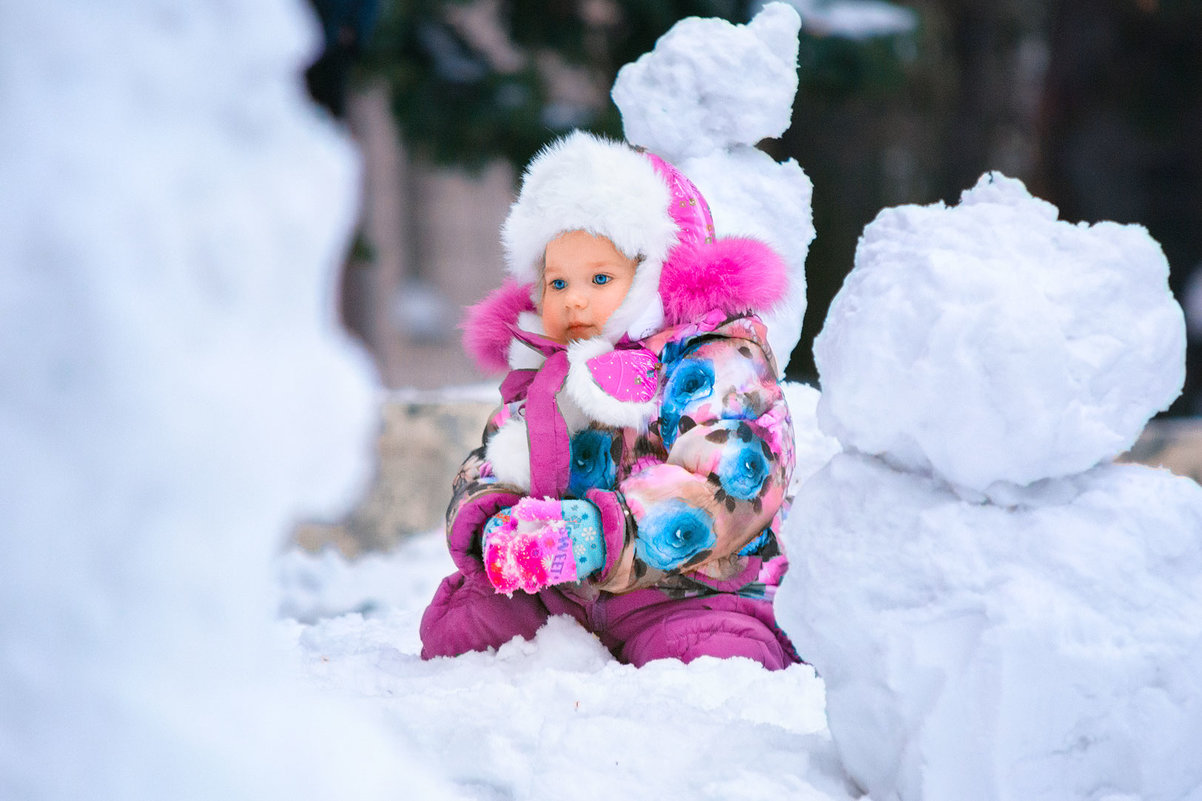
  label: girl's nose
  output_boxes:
[566,290,587,308]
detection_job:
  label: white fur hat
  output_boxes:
[501,131,693,342]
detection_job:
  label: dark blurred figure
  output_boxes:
[1039,0,1202,415]
[305,0,381,118]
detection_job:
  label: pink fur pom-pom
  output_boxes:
[659,237,789,326]
[461,280,536,373]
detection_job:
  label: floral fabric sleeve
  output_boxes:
[442,406,526,580]
[592,317,795,594]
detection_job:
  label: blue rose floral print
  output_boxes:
[612,316,793,587]
[635,499,716,571]
[568,428,617,498]
[718,440,769,499]
[713,423,771,500]
[659,358,715,450]
[451,311,794,594]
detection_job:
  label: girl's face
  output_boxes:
[541,230,638,344]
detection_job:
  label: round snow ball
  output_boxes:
[612,3,800,161]
[814,172,1185,492]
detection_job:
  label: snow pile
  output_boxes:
[816,172,1185,495]
[613,2,815,374]
[780,174,1202,801]
[0,2,446,798]
[782,380,844,493]
[280,531,855,801]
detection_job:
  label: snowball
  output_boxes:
[612,2,801,161]
[0,2,446,798]
[779,453,1202,801]
[815,172,1186,493]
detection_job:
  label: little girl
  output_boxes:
[419,131,800,669]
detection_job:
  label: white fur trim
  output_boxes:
[501,132,678,337]
[507,311,548,370]
[563,338,658,430]
[603,258,665,342]
[556,391,591,435]
[484,418,531,491]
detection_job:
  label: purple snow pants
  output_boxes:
[419,570,800,670]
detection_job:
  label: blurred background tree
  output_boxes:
[361,0,746,169]
[324,0,1202,414]
[1037,0,1202,414]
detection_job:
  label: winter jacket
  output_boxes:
[444,306,795,602]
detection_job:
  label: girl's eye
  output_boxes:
[592,274,611,286]
[549,278,567,291]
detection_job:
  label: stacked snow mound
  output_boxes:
[781,380,844,493]
[780,173,1202,801]
[816,172,1185,495]
[0,2,445,799]
[786,456,1202,801]
[612,2,815,375]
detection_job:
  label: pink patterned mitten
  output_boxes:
[482,498,580,595]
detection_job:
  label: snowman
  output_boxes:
[777,172,1202,801]
[613,1,840,485]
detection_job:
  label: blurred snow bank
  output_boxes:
[0,2,447,798]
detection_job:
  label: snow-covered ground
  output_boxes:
[279,529,855,801]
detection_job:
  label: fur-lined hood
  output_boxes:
[463,233,789,374]
[464,130,789,373]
